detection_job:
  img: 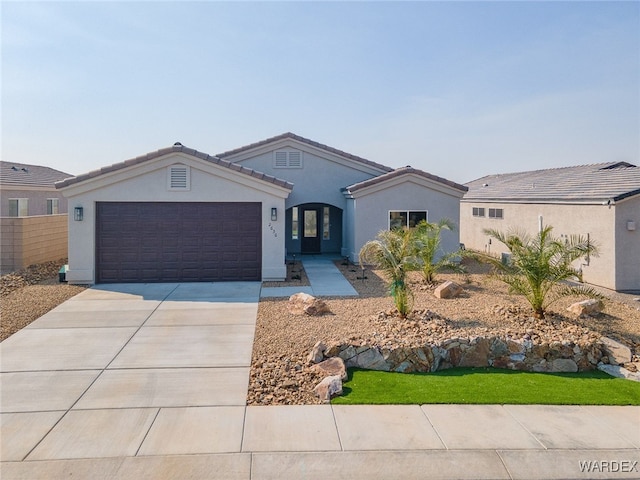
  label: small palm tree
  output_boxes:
[413,219,465,284]
[483,225,602,319]
[359,228,418,317]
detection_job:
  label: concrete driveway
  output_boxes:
[1,282,259,465]
[2,282,639,479]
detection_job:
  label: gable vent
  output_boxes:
[168,165,190,190]
[275,151,288,168]
[274,150,303,169]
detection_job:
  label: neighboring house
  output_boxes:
[57,133,468,284]
[460,162,640,293]
[1,161,72,216]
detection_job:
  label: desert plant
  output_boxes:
[359,228,418,317]
[413,219,465,284]
[483,225,602,319]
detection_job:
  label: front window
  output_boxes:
[472,207,485,217]
[389,210,427,229]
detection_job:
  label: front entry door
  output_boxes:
[301,208,321,254]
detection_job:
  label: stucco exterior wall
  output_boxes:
[348,179,464,263]
[0,214,68,274]
[614,196,640,292]
[61,153,290,284]
[1,187,68,216]
[459,201,620,290]
[228,147,383,211]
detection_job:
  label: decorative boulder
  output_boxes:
[598,363,640,382]
[434,281,463,299]
[288,292,331,316]
[567,299,603,316]
[551,358,578,373]
[307,341,327,364]
[312,357,347,380]
[313,375,343,403]
[600,337,632,365]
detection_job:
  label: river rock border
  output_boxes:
[319,335,634,374]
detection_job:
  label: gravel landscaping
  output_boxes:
[2,258,639,406]
[249,259,640,405]
[0,260,87,341]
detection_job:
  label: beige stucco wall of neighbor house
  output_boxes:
[460,201,621,290]
[0,214,68,274]
[614,196,640,292]
[1,187,68,216]
[348,177,465,263]
[60,153,290,284]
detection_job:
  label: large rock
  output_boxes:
[600,337,632,365]
[307,341,326,364]
[598,363,640,382]
[312,357,347,380]
[313,375,343,403]
[567,299,603,316]
[551,358,578,373]
[288,293,331,316]
[434,281,463,299]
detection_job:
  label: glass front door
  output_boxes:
[301,208,321,253]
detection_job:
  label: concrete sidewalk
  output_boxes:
[1,282,639,480]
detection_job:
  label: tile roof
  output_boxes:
[463,162,640,203]
[0,161,72,188]
[55,144,293,190]
[217,132,394,173]
[345,166,468,194]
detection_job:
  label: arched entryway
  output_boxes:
[286,203,342,255]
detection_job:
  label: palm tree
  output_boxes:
[413,219,465,284]
[483,225,602,319]
[359,228,418,317]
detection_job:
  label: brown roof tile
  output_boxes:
[217,132,394,173]
[1,161,73,188]
[55,144,293,190]
[346,166,468,194]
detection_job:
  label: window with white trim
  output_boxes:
[291,207,299,239]
[389,210,427,229]
[168,165,190,190]
[488,208,504,219]
[274,151,303,168]
[472,207,485,217]
[9,198,28,217]
[323,207,330,240]
[47,198,59,215]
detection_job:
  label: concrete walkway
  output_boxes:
[1,282,639,479]
[260,255,358,298]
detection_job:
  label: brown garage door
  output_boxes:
[96,202,261,283]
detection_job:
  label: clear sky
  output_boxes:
[2,1,639,184]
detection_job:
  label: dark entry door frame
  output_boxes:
[301,207,321,254]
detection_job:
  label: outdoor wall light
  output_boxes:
[73,206,84,221]
[271,207,277,221]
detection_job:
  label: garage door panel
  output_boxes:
[96,202,262,283]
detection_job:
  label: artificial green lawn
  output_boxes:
[331,367,640,405]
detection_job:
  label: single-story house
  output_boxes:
[57,133,468,284]
[1,161,71,217]
[460,162,640,293]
